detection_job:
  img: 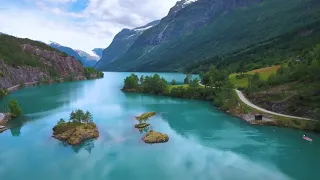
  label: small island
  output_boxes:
[134,112,156,129]
[142,130,169,144]
[134,123,150,129]
[52,110,99,146]
[135,112,156,121]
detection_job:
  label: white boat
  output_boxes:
[0,125,6,129]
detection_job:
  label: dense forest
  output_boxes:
[0,34,67,68]
[122,69,235,110]
[186,20,320,74]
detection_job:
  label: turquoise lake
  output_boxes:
[0,72,319,180]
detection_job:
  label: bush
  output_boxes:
[0,88,9,98]
[8,99,22,117]
[171,79,177,85]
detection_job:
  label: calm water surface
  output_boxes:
[0,72,319,180]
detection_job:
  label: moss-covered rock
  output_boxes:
[142,130,169,144]
[134,123,150,129]
[135,112,156,121]
[52,122,99,146]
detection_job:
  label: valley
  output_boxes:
[0,0,319,179]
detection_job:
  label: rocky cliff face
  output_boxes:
[95,20,160,70]
[0,40,85,88]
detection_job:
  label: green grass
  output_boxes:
[229,65,280,88]
[168,84,189,91]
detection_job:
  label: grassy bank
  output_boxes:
[229,65,280,88]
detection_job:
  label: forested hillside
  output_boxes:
[104,0,320,72]
[0,34,103,89]
[187,20,320,73]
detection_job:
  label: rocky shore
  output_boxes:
[0,113,11,133]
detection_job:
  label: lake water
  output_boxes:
[0,72,319,180]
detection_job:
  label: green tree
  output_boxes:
[171,79,177,85]
[140,75,144,83]
[58,118,66,125]
[70,111,76,121]
[184,75,190,84]
[0,88,9,98]
[189,78,200,88]
[123,74,139,90]
[83,111,93,123]
[75,109,85,123]
[8,99,22,117]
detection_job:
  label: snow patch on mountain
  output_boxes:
[184,0,198,5]
[134,25,154,31]
[75,50,100,61]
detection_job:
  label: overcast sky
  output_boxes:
[0,0,177,52]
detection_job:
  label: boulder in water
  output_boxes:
[134,123,150,129]
[142,130,169,144]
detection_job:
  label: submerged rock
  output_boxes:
[135,112,156,121]
[134,123,150,129]
[52,122,99,146]
[142,130,169,144]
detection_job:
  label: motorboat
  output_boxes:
[303,135,313,142]
[0,125,6,129]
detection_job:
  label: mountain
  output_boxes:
[95,20,160,70]
[92,48,103,58]
[103,0,320,72]
[49,42,83,62]
[0,34,86,88]
[75,49,100,67]
[49,42,101,67]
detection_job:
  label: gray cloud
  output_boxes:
[0,0,177,52]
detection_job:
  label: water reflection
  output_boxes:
[138,126,152,134]
[58,139,96,154]
[10,126,21,136]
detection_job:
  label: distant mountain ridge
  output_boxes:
[48,42,102,67]
[95,20,160,70]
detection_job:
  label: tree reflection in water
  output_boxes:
[58,139,95,154]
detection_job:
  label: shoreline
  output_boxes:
[121,89,320,132]
[4,75,100,93]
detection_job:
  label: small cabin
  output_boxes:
[255,114,263,120]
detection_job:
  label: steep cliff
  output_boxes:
[95,20,160,70]
[104,0,320,72]
[0,34,87,88]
